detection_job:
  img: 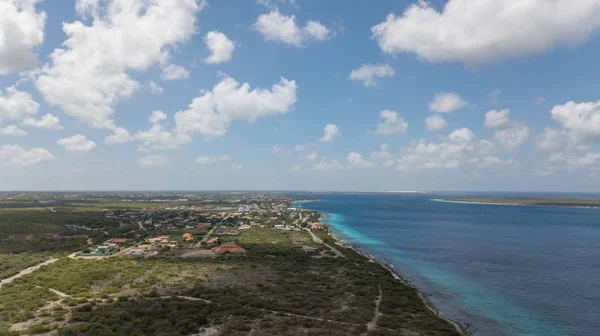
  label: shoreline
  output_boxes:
[319,215,470,336]
[432,198,600,209]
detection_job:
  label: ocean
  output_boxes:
[292,193,600,336]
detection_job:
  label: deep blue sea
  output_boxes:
[291,193,600,336]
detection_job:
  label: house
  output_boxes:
[182,233,193,242]
[311,222,324,230]
[137,244,153,251]
[112,238,127,244]
[206,237,219,244]
[197,223,211,229]
[239,224,251,230]
[301,246,316,254]
[211,242,246,254]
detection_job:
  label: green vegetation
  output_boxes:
[0,203,461,335]
[0,254,48,279]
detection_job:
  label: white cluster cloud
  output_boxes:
[313,158,343,171]
[36,0,203,129]
[484,109,529,149]
[196,154,231,165]
[57,134,97,153]
[204,31,235,64]
[346,152,375,169]
[0,87,63,131]
[429,92,467,113]
[349,63,394,87]
[371,0,600,64]
[396,128,497,170]
[374,110,408,135]
[319,124,340,142]
[148,81,164,95]
[550,101,600,144]
[371,144,395,167]
[161,64,190,81]
[425,115,447,131]
[0,144,54,166]
[105,75,297,150]
[0,125,27,136]
[174,76,298,140]
[0,0,46,74]
[138,155,169,167]
[536,100,600,172]
[22,113,64,130]
[254,10,334,47]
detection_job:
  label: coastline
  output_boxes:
[319,215,470,336]
[432,198,600,209]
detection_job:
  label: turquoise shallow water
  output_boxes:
[293,193,600,336]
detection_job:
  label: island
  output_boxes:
[442,197,600,208]
[0,192,464,336]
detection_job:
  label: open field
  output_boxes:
[441,198,600,207]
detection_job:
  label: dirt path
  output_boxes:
[201,216,228,244]
[0,258,59,289]
[263,309,360,326]
[49,288,70,298]
[366,284,382,331]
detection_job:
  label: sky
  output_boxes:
[1,0,600,192]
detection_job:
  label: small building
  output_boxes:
[127,249,145,255]
[274,225,294,231]
[113,238,127,244]
[137,244,153,251]
[211,242,246,254]
[239,224,251,230]
[206,237,220,244]
[182,233,193,242]
[310,222,324,230]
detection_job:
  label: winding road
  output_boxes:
[0,258,59,289]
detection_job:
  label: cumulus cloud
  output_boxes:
[294,144,305,151]
[149,110,168,124]
[349,63,394,87]
[204,31,235,64]
[484,109,510,128]
[371,0,600,64]
[148,81,164,95]
[272,145,282,155]
[313,158,343,171]
[232,163,243,170]
[484,109,529,149]
[493,123,530,150]
[371,144,394,167]
[536,128,567,152]
[0,0,46,74]
[550,100,600,144]
[196,154,231,165]
[396,128,497,170]
[21,113,63,130]
[57,134,97,153]
[105,127,135,144]
[36,0,203,129]
[0,125,27,136]
[346,152,375,169]
[254,10,333,47]
[0,87,39,121]
[290,164,301,172]
[374,110,408,135]
[174,75,297,140]
[138,155,169,167]
[305,151,318,162]
[0,144,54,166]
[161,64,190,81]
[425,115,447,131]
[429,92,467,113]
[319,124,340,142]
[135,123,190,151]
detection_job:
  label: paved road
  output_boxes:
[0,258,59,289]
[305,229,345,258]
[201,215,229,244]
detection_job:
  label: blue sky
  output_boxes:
[1,0,600,191]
